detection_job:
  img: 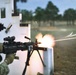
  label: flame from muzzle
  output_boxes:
[35,33,43,42]
[35,33,55,48]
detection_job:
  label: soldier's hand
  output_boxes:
[4,53,16,65]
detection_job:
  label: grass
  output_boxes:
[31,26,76,75]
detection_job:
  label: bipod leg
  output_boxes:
[30,49,46,67]
[37,50,46,67]
[22,50,31,75]
[30,49,34,57]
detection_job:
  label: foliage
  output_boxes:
[16,1,76,26]
[45,1,59,21]
[63,8,76,25]
[21,10,33,21]
[63,8,76,21]
[34,7,45,21]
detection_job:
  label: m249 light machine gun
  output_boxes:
[1,36,47,75]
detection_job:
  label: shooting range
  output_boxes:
[0,0,54,75]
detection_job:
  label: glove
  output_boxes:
[0,62,9,75]
[4,53,16,65]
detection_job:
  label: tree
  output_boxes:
[21,9,33,22]
[45,1,59,26]
[63,8,76,26]
[56,14,63,21]
[34,7,45,26]
[21,10,29,21]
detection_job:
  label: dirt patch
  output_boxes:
[54,39,76,75]
[31,26,76,75]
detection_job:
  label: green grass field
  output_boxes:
[31,26,76,75]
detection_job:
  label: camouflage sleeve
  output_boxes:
[0,43,9,75]
[0,43,15,75]
[0,62,9,75]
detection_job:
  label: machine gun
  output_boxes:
[2,36,47,75]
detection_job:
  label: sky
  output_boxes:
[17,0,76,14]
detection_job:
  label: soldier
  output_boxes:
[0,23,15,75]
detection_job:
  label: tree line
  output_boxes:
[17,1,76,26]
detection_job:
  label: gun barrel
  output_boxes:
[34,46,47,51]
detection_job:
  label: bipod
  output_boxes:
[22,38,46,75]
[30,39,46,67]
[30,47,46,67]
[22,45,33,75]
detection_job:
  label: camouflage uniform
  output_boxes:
[0,43,15,75]
[0,62,9,75]
[0,24,15,75]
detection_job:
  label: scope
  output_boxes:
[4,36,15,42]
